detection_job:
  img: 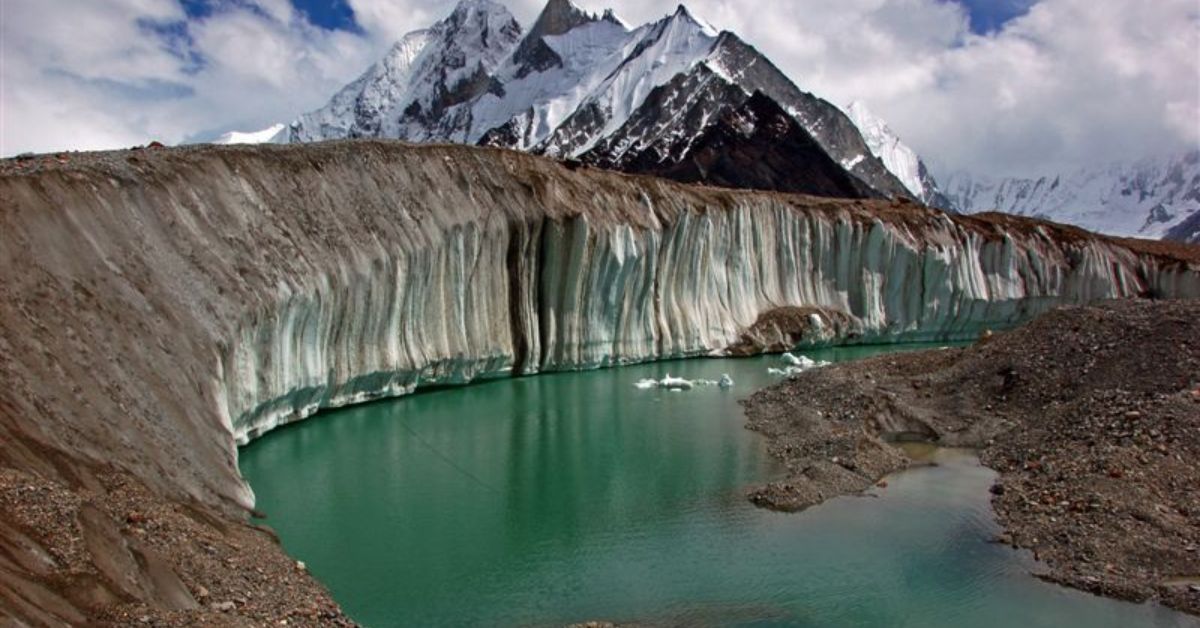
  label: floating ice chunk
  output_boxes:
[769,354,830,377]
[782,352,826,370]
[635,373,727,391]
[660,373,694,390]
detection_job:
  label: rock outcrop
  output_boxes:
[0,141,1197,621]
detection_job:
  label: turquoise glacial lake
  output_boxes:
[240,345,1197,627]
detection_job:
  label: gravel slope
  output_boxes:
[743,299,1200,615]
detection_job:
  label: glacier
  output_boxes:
[1,142,1197,513]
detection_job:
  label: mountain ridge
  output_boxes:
[944,150,1200,244]
[213,0,1198,245]
[284,0,916,201]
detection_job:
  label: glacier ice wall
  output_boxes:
[217,159,1200,447]
[0,142,1197,511]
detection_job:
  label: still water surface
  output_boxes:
[241,346,1196,627]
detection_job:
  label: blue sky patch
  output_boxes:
[291,0,360,32]
[953,0,1038,34]
[178,0,360,32]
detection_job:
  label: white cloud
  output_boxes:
[575,0,1199,176]
[1,0,1197,178]
[0,0,385,153]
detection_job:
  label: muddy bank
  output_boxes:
[743,299,1200,614]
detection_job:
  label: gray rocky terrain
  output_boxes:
[743,300,1200,615]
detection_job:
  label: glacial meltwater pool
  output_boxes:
[240,346,1197,627]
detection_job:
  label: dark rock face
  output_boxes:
[512,28,912,200]
[513,37,565,78]
[703,33,912,199]
[512,0,598,78]
[918,160,957,211]
[532,100,610,158]
[477,108,531,147]
[582,64,745,169]
[1165,210,1200,244]
[614,91,879,199]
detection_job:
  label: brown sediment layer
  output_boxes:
[742,299,1200,614]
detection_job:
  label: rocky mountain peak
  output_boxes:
[512,0,605,77]
[440,0,521,41]
[668,3,717,35]
[449,0,510,20]
[286,0,929,203]
[601,9,625,26]
[530,0,598,38]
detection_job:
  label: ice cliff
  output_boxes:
[1,142,1197,513]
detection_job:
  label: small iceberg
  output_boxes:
[660,373,694,390]
[770,353,829,377]
[632,374,695,390]
[634,372,735,391]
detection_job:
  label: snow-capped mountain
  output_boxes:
[287,0,915,200]
[292,0,522,143]
[943,150,1200,244]
[616,91,879,198]
[213,123,288,145]
[843,101,951,209]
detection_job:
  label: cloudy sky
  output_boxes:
[1,0,1197,177]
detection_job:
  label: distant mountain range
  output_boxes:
[942,151,1200,244]
[214,0,1199,244]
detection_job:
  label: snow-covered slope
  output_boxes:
[291,0,521,143]
[212,123,287,145]
[843,101,950,208]
[285,0,916,201]
[531,6,721,158]
[943,151,1200,243]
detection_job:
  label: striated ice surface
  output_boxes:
[218,160,1200,446]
